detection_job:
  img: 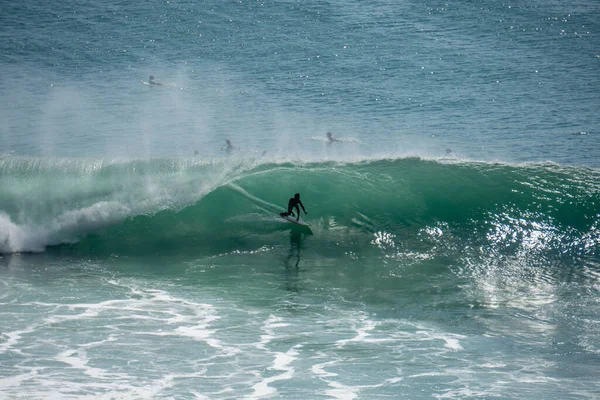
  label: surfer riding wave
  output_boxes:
[280,193,307,221]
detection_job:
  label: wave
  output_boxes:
[1,156,599,262]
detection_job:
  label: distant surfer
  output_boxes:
[223,139,235,153]
[148,75,162,86]
[280,193,308,221]
[326,132,339,142]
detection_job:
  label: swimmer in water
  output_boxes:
[326,132,339,142]
[148,75,162,86]
[223,139,235,153]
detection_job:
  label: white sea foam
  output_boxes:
[0,201,131,253]
[245,315,299,399]
[247,345,300,399]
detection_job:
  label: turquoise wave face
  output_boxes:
[1,156,599,261]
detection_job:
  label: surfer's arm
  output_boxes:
[299,201,307,214]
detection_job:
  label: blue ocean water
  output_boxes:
[1,1,599,398]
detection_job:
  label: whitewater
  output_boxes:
[2,0,600,398]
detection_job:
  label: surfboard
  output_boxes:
[280,214,310,227]
[141,80,164,86]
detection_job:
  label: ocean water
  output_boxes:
[1,0,599,399]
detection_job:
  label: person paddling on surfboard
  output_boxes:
[326,131,339,142]
[148,75,162,86]
[280,193,307,221]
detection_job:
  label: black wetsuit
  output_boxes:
[282,197,306,219]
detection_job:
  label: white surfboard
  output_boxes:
[280,214,310,227]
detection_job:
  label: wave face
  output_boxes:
[1,156,599,265]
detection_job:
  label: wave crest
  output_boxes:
[1,156,599,256]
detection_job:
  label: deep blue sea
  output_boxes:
[1,1,599,398]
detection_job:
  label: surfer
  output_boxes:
[281,193,307,221]
[224,139,234,153]
[326,132,339,142]
[148,75,162,86]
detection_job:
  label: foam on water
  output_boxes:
[1,262,598,398]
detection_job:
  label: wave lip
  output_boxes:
[0,201,131,253]
[0,213,37,253]
[0,156,247,254]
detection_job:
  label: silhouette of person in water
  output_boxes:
[326,131,339,142]
[148,75,162,86]
[223,139,235,153]
[280,193,307,221]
